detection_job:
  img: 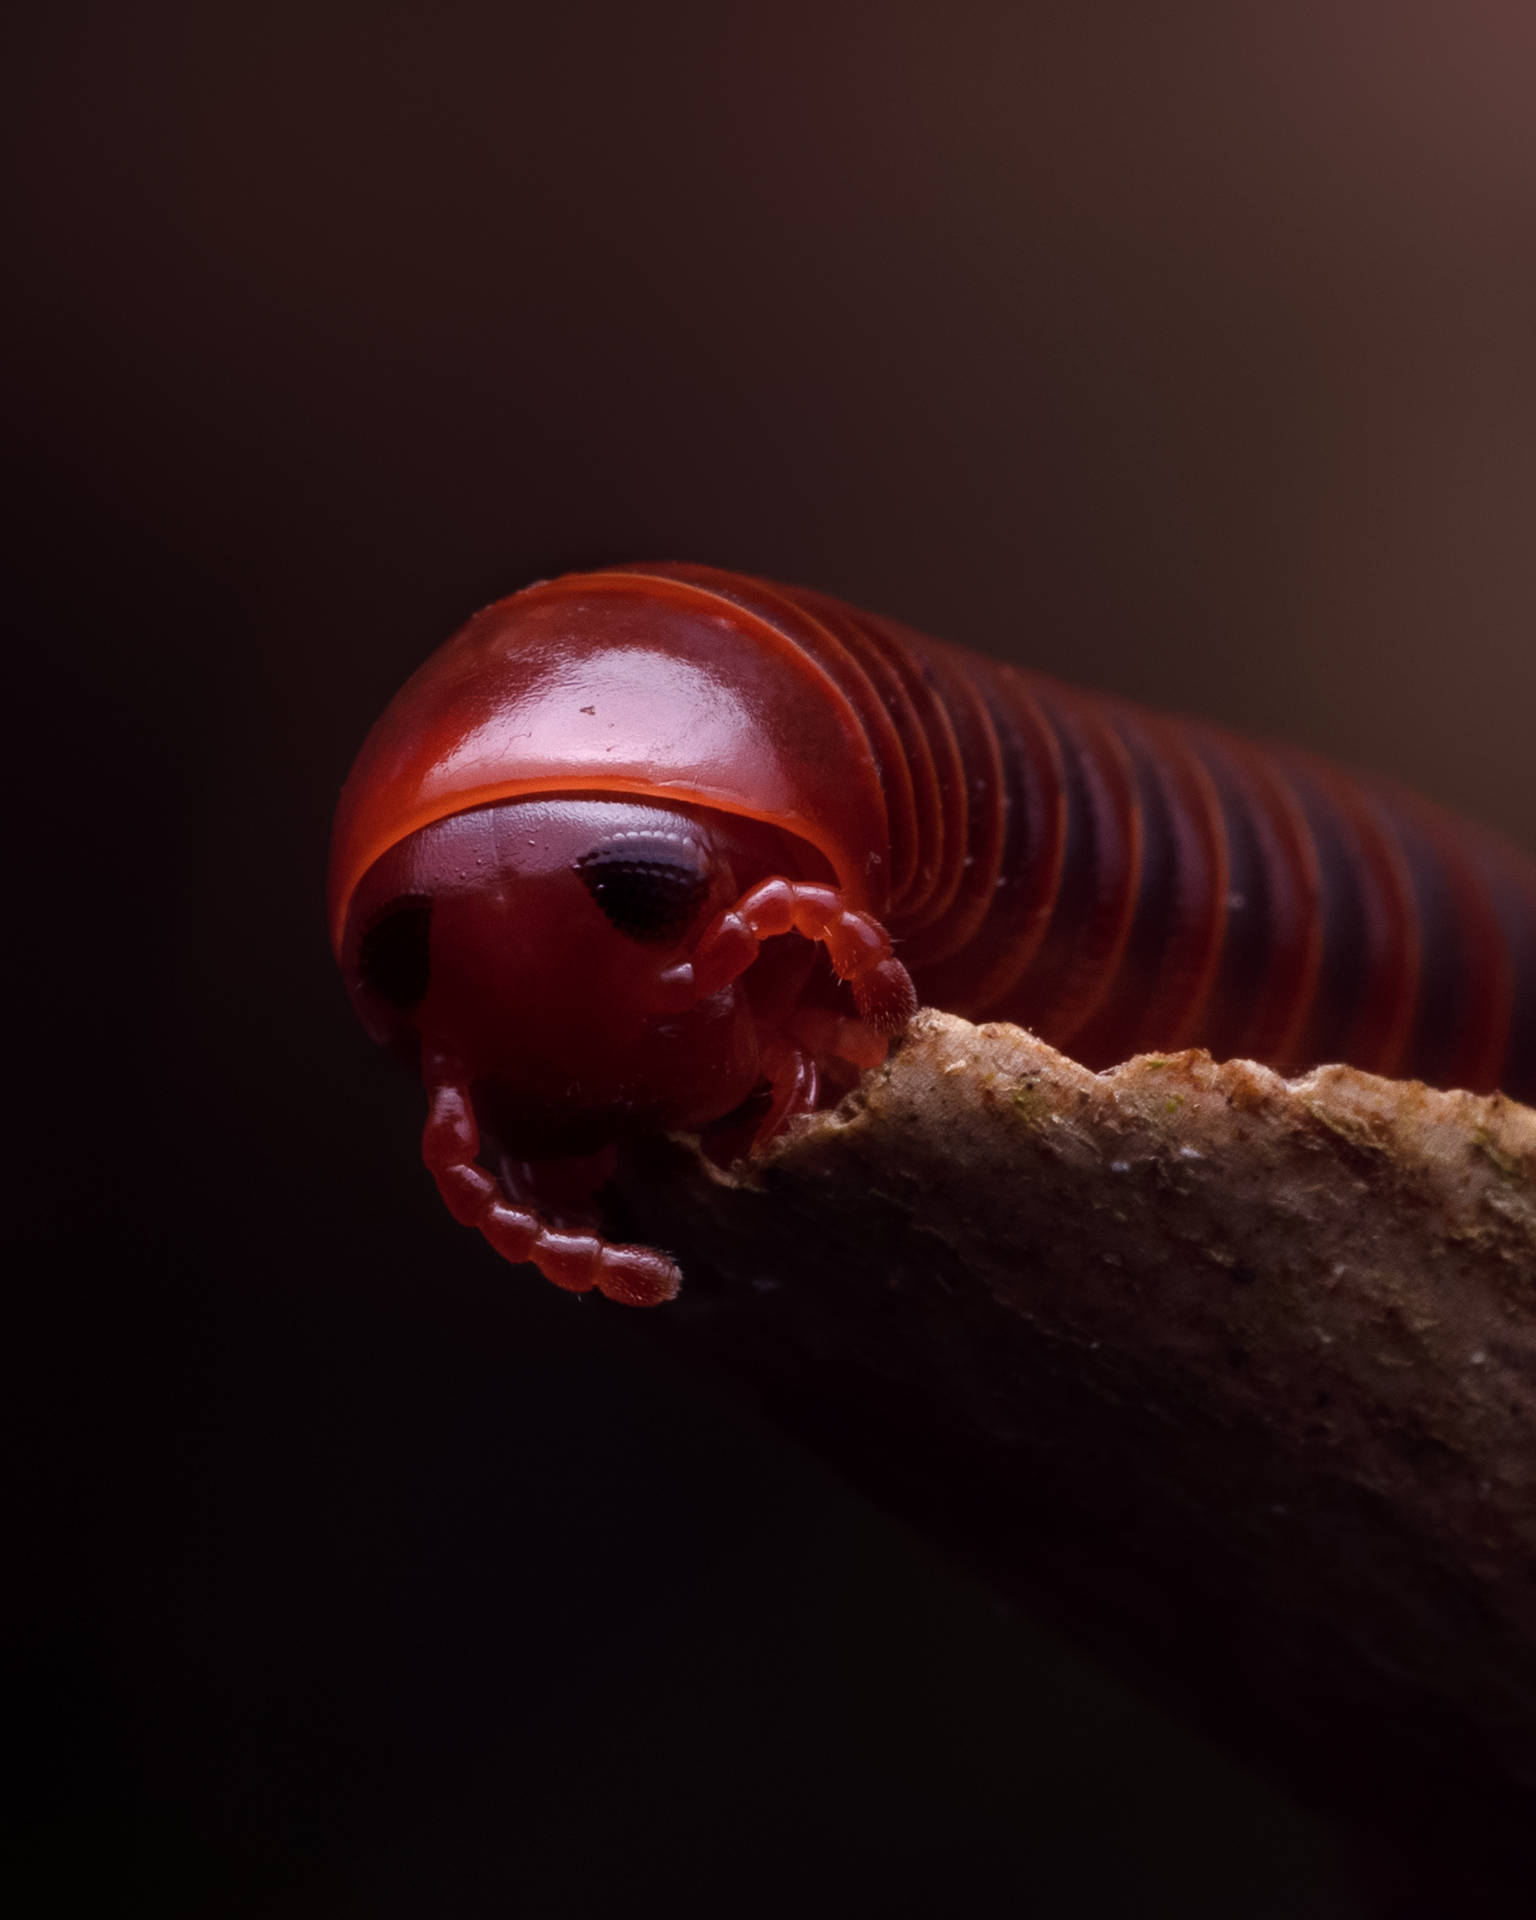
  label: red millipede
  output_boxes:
[330,563,1536,1304]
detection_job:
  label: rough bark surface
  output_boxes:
[619,1011,1536,1900]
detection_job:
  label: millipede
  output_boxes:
[330,563,1536,1304]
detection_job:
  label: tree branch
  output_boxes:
[622,1010,1536,1903]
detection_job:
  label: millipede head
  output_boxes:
[339,794,828,1158]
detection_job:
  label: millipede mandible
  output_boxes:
[330,564,1536,1304]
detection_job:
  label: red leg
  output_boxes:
[418,1046,680,1307]
[698,1031,821,1168]
[656,878,917,1032]
[756,1033,821,1141]
[787,1004,890,1074]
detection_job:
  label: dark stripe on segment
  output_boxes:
[1384,791,1512,1092]
[1067,705,1226,1066]
[909,656,1064,1014]
[1424,811,1514,1094]
[1469,837,1536,1102]
[1290,756,1420,1078]
[843,610,973,934]
[987,679,1141,1042]
[887,631,1007,968]
[1046,689,1144,1043]
[1132,714,1229,1050]
[1269,755,1374,1072]
[887,637,1006,967]
[1183,733,1274,1065]
[779,586,939,913]
[1215,740,1322,1068]
[1064,711,1174,1067]
[1381,799,1474,1089]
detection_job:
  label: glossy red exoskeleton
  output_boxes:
[331,564,1536,1303]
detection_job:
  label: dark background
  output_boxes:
[7,5,1535,1914]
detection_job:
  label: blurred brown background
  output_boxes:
[6,4,1534,1915]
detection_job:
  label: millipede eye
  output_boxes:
[358,895,433,1008]
[577,839,711,944]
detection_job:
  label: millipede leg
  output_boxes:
[756,1035,821,1143]
[418,1045,681,1307]
[656,877,917,1032]
[787,1004,890,1074]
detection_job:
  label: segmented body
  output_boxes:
[622,565,1536,1099]
[331,563,1536,1304]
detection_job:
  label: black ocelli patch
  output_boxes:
[357,895,433,1008]
[577,836,711,944]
